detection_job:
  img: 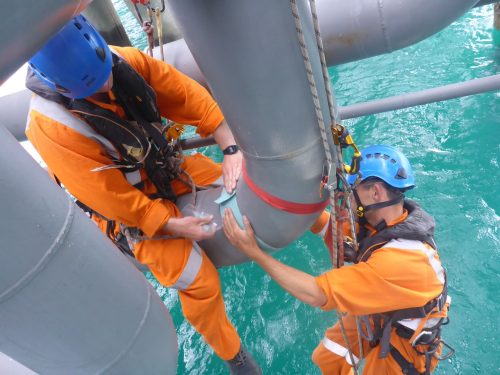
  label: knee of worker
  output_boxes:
[311,342,336,369]
[312,342,351,375]
[179,248,222,302]
[310,210,330,235]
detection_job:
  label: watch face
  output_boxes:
[223,145,239,155]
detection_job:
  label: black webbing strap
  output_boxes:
[389,345,425,375]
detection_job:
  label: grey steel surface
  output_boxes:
[474,0,498,7]
[339,74,500,120]
[168,0,336,266]
[142,0,482,75]
[0,0,484,139]
[0,88,32,141]
[317,0,479,65]
[82,0,132,47]
[0,126,178,374]
[0,0,92,84]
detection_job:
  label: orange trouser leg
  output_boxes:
[312,314,371,375]
[134,237,241,361]
[178,250,241,360]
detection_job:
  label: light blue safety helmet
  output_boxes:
[28,15,112,99]
[347,145,415,191]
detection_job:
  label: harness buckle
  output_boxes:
[433,339,455,360]
[411,330,435,348]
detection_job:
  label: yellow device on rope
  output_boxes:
[165,122,185,141]
[332,123,362,175]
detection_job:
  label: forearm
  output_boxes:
[252,251,327,307]
[213,119,237,150]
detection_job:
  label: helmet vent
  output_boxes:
[374,153,381,158]
[390,159,397,164]
[84,33,91,41]
[81,74,89,81]
[382,154,390,160]
[395,167,407,179]
[95,47,106,62]
[366,153,372,158]
[85,77,96,87]
[74,22,82,30]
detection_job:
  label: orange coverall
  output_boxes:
[311,212,448,374]
[26,46,240,360]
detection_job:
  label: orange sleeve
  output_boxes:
[26,111,177,238]
[113,46,223,138]
[314,246,444,315]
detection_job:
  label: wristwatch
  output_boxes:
[222,145,240,155]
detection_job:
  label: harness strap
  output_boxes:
[389,345,425,375]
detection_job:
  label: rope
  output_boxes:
[154,7,165,61]
[288,0,360,372]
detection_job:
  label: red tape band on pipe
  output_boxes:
[242,164,329,215]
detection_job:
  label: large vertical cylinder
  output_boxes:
[169,0,337,266]
[82,0,132,46]
[0,126,177,374]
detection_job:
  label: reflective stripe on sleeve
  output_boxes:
[29,95,120,159]
[171,242,203,291]
[125,170,142,186]
[385,239,445,285]
[321,337,360,366]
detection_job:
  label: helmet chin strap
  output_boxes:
[352,189,404,219]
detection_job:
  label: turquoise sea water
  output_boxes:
[113,2,499,374]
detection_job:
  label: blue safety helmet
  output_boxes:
[347,145,415,190]
[28,15,112,99]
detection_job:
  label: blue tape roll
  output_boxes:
[215,188,281,253]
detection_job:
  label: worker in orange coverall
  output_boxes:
[25,15,260,374]
[224,145,453,375]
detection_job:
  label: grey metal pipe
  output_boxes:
[152,0,481,72]
[0,126,178,374]
[317,0,479,65]
[0,0,485,139]
[474,0,498,7]
[82,0,132,46]
[339,74,500,120]
[169,0,336,267]
[0,0,93,84]
[179,74,500,150]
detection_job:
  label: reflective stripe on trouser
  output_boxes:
[312,314,440,375]
[133,238,241,360]
[171,241,203,290]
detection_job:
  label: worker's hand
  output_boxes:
[222,151,242,194]
[223,209,261,259]
[142,21,153,34]
[165,215,216,241]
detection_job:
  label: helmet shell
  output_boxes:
[347,145,415,190]
[29,15,112,99]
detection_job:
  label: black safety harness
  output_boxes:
[26,53,186,255]
[354,200,454,375]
